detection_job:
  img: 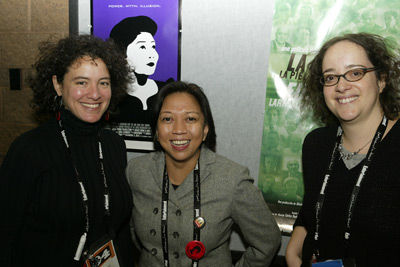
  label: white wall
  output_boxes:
[180,1,273,180]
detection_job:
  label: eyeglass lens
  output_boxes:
[321,68,375,86]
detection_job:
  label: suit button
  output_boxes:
[151,248,157,255]
[173,252,179,259]
[176,209,182,216]
[173,232,179,239]
[150,229,156,236]
[153,208,159,214]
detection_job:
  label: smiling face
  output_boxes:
[53,56,111,123]
[276,26,289,45]
[287,160,299,173]
[322,41,385,125]
[157,93,209,167]
[264,155,277,172]
[126,32,159,76]
[267,109,279,124]
[298,28,310,45]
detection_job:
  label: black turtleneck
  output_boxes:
[59,107,108,248]
[0,108,135,266]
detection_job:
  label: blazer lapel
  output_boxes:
[155,146,216,206]
[171,146,215,201]
[150,151,166,192]
[199,146,214,184]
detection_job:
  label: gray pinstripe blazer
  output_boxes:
[127,146,281,266]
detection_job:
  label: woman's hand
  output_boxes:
[285,226,307,267]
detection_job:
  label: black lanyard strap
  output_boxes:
[193,163,201,242]
[313,116,387,260]
[161,160,201,267]
[58,119,110,260]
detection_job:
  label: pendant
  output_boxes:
[339,150,356,160]
[194,216,206,229]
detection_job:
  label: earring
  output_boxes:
[56,111,61,121]
[104,111,110,121]
[54,95,63,111]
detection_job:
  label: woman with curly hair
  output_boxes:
[0,35,136,266]
[286,33,400,267]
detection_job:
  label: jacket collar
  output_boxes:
[149,145,215,202]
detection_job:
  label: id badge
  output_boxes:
[312,259,343,267]
[84,236,120,267]
[343,258,356,267]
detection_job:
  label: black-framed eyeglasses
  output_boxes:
[319,67,377,87]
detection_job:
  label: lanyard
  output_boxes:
[313,116,387,261]
[161,160,201,267]
[57,119,110,260]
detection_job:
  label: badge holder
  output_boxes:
[312,258,356,267]
[312,259,343,267]
[83,232,120,267]
[343,258,356,267]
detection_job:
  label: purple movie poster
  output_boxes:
[91,0,181,151]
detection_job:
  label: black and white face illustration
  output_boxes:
[126,32,159,76]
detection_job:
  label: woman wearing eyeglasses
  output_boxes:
[285,33,400,267]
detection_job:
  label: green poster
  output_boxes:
[259,0,400,234]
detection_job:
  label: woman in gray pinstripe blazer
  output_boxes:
[127,81,281,266]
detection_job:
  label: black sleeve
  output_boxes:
[0,133,41,263]
[293,126,337,230]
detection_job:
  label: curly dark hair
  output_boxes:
[150,81,217,152]
[29,34,131,116]
[301,32,400,125]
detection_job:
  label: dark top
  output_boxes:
[117,93,156,123]
[295,121,400,266]
[115,79,174,123]
[0,108,135,267]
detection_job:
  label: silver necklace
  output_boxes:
[338,136,372,160]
